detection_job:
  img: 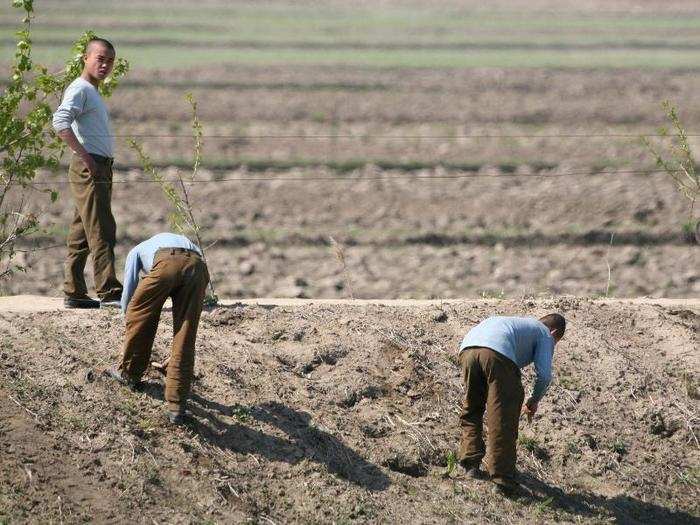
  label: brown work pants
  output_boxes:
[458,347,525,483]
[119,249,209,410]
[64,154,122,300]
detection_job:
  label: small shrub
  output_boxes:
[682,372,700,400]
[129,93,217,304]
[329,236,354,299]
[611,439,628,456]
[480,289,506,300]
[519,435,539,453]
[643,102,699,242]
[519,434,551,461]
[676,466,700,487]
[230,404,251,422]
[443,450,457,477]
[565,441,580,456]
[558,375,578,390]
[535,496,554,513]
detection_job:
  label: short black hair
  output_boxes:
[86,38,115,54]
[539,313,566,336]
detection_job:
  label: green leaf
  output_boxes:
[1,5,128,283]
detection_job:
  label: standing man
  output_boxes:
[457,314,566,494]
[53,38,122,308]
[106,233,210,425]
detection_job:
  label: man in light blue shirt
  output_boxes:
[457,314,566,494]
[119,233,202,312]
[53,38,122,309]
[105,233,209,425]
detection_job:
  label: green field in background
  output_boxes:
[8,45,700,70]
[2,2,700,70]
[3,25,700,47]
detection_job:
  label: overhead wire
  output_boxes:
[5,167,685,186]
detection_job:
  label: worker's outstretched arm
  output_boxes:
[524,339,554,421]
[120,248,142,312]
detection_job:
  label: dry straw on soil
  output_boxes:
[0,298,698,523]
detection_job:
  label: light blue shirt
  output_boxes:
[52,77,114,158]
[120,233,201,312]
[459,316,554,403]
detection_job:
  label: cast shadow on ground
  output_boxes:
[139,382,390,492]
[517,473,697,525]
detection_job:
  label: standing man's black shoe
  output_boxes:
[459,459,487,480]
[64,296,100,309]
[167,405,187,425]
[464,466,488,480]
[491,478,523,498]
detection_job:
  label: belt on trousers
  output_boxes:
[89,153,114,166]
[155,247,201,257]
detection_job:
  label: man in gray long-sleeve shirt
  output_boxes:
[106,233,209,425]
[53,38,122,309]
[457,314,566,494]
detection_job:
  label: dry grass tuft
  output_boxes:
[329,236,354,299]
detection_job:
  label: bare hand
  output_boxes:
[522,402,538,423]
[56,129,98,176]
[82,155,99,177]
[151,359,169,376]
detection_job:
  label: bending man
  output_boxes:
[107,233,209,424]
[457,313,566,494]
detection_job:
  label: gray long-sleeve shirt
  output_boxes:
[120,233,202,312]
[52,77,114,158]
[459,316,554,403]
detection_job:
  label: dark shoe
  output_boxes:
[464,466,487,480]
[100,298,121,308]
[167,407,187,425]
[103,367,141,390]
[491,478,522,498]
[459,459,487,480]
[64,296,100,309]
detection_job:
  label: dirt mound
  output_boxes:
[0,298,698,523]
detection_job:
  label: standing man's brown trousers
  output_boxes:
[119,249,209,411]
[458,347,525,484]
[64,154,122,300]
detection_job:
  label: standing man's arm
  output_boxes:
[52,86,98,176]
[120,249,142,312]
[523,339,554,421]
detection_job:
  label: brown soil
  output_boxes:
[116,67,700,127]
[4,65,698,301]
[7,164,699,300]
[0,297,698,523]
[108,68,700,168]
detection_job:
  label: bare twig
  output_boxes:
[671,401,700,449]
[128,94,218,304]
[22,464,33,484]
[203,239,219,251]
[8,394,40,422]
[142,444,159,467]
[329,236,354,299]
[605,232,615,297]
[57,495,64,524]
[177,175,216,300]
